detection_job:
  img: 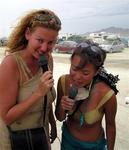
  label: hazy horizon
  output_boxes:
[0,0,129,37]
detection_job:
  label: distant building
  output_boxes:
[89,32,120,44]
[59,33,73,40]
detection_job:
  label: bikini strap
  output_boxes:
[97,90,114,109]
[60,74,66,95]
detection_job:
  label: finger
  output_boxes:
[49,136,54,143]
[62,100,74,107]
[41,72,53,82]
[50,138,56,143]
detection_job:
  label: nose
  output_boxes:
[72,73,82,84]
[40,43,48,53]
[75,72,82,79]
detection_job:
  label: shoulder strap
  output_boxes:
[13,52,33,85]
[48,53,53,72]
[60,75,66,95]
[97,90,114,109]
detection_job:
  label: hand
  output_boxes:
[61,96,75,111]
[49,124,57,143]
[35,71,54,97]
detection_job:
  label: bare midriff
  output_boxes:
[66,118,104,142]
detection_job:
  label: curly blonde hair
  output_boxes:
[6,9,61,53]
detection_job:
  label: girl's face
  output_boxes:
[70,55,97,87]
[25,26,58,60]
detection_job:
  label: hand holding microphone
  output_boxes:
[38,54,54,124]
[35,54,54,96]
[61,85,78,112]
[40,71,53,89]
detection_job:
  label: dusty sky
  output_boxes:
[0,0,129,36]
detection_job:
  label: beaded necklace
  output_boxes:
[79,80,93,126]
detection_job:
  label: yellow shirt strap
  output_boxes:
[97,90,114,109]
[60,75,66,95]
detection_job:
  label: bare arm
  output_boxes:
[49,105,57,143]
[92,82,117,150]
[105,94,117,150]
[0,56,53,125]
[55,76,75,121]
[55,77,66,121]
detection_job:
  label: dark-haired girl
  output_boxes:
[55,40,119,150]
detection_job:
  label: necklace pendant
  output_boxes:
[80,113,84,126]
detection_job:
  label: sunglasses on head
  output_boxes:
[77,42,101,53]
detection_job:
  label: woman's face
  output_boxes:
[70,55,97,87]
[25,26,58,60]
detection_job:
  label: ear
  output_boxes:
[25,27,31,40]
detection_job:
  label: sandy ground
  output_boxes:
[0,47,129,150]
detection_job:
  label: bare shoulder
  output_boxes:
[0,55,19,84]
[95,81,117,104]
[89,81,117,113]
[91,81,112,98]
[1,55,17,67]
[0,55,18,74]
[0,55,20,116]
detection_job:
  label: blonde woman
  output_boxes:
[0,9,61,150]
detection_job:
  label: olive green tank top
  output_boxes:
[9,52,56,133]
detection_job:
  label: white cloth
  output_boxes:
[75,87,89,101]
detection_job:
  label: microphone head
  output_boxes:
[39,54,48,66]
[68,85,78,99]
[39,54,48,72]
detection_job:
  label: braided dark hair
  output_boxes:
[94,67,119,94]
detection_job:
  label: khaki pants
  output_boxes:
[0,118,11,150]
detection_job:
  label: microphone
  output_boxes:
[39,54,48,72]
[38,54,49,122]
[65,85,78,113]
[68,85,78,99]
